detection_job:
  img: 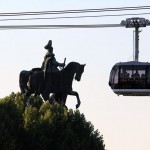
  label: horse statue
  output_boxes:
[19,62,85,109]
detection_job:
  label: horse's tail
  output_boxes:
[19,71,25,93]
[19,70,31,93]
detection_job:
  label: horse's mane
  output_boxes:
[63,62,79,72]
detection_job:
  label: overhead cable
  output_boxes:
[0,6,150,16]
[0,24,123,30]
[0,12,150,22]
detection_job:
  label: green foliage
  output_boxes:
[0,93,24,150]
[0,92,105,150]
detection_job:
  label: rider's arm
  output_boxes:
[52,58,65,67]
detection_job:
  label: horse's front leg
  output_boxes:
[41,90,50,102]
[68,91,81,109]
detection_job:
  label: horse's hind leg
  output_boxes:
[61,94,68,108]
[68,91,81,109]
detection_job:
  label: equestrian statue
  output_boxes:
[19,40,85,109]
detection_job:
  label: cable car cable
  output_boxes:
[0,24,123,30]
[0,12,150,22]
[1,23,150,30]
[0,6,150,16]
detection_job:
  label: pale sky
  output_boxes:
[0,1,150,150]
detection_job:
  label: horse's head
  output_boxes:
[75,63,86,81]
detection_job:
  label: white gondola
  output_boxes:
[109,17,150,96]
[109,61,150,96]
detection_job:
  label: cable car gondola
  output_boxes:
[109,17,150,96]
[109,61,150,96]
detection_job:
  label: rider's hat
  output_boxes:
[44,40,52,50]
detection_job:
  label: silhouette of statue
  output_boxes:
[19,40,85,109]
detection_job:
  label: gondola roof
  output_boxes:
[114,61,150,67]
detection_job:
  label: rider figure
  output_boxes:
[35,40,65,95]
[41,40,65,73]
[28,40,65,95]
